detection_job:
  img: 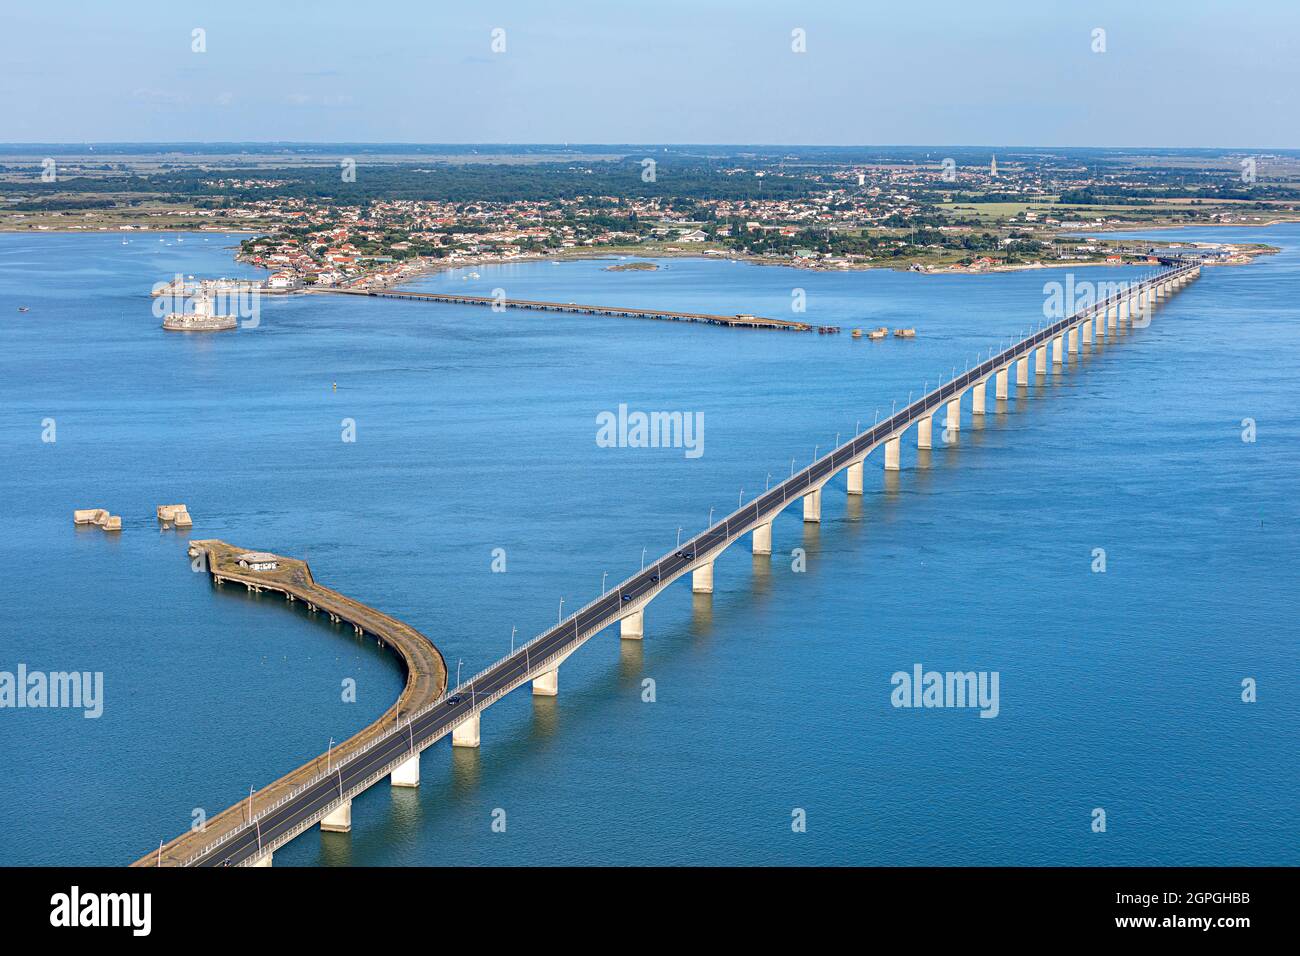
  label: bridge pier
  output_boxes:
[1016,357,1029,387]
[972,381,986,415]
[1082,318,1092,344]
[802,488,822,523]
[752,522,772,554]
[692,561,714,594]
[1052,335,1063,364]
[532,668,559,696]
[1097,309,1107,339]
[321,798,352,833]
[1119,299,1129,325]
[620,609,644,640]
[847,460,864,495]
[945,397,960,432]
[1035,345,1047,374]
[391,752,420,787]
[884,436,901,471]
[1108,305,1117,331]
[451,713,481,748]
[917,416,933,449]
[1068,327,1079,354]
[995,368,1009,400]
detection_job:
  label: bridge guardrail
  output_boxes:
[177,263,1196,865]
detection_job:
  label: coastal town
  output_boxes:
[222,154,1282,290]
[2,147,1283,295]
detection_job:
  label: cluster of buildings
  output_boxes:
[193,156,1273,285]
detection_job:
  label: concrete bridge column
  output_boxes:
[1068,327,1079,354]
[1107,305,1117,331]
[532,668,559,696]
[692,561,714,593]
[1097,309,1107,339]
[620,609,644,640]
[752,522,772,554]
[1119,299,1129,325]
[1035,345,1047,374]
[452,713,481,748]
[321,798,352,833]
[917,416,933,449]
[1016,357,1029,387]
[847,460,864,495]
[945,397,960,432]
[972,381,986,415]
[803,488,822,523]
[995,368,1009,400]
[391,752,419,787]
[1082,318,1092,344]
[1052,335,1063,364]
[884,436,901,471]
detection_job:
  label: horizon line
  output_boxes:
[0,141,1296,153]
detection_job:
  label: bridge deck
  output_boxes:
[145,265,1195,866]
[131,540,446,867]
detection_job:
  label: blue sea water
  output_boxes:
[0,227,1296,866]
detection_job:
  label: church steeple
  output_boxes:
[990,154,998,177]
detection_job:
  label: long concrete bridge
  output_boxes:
[140,262,1200,866]
[316,287,818,331]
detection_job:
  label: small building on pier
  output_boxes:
[237,552,279,572]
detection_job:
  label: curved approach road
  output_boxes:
[167,263,1196,866]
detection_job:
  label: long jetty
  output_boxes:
[132,540,445,867]
[316,287,818,332]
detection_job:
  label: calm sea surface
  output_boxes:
[1,227,1296,865]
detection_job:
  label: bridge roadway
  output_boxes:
[179,261,1197,866]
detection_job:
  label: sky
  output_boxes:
[2,0,1297,147]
